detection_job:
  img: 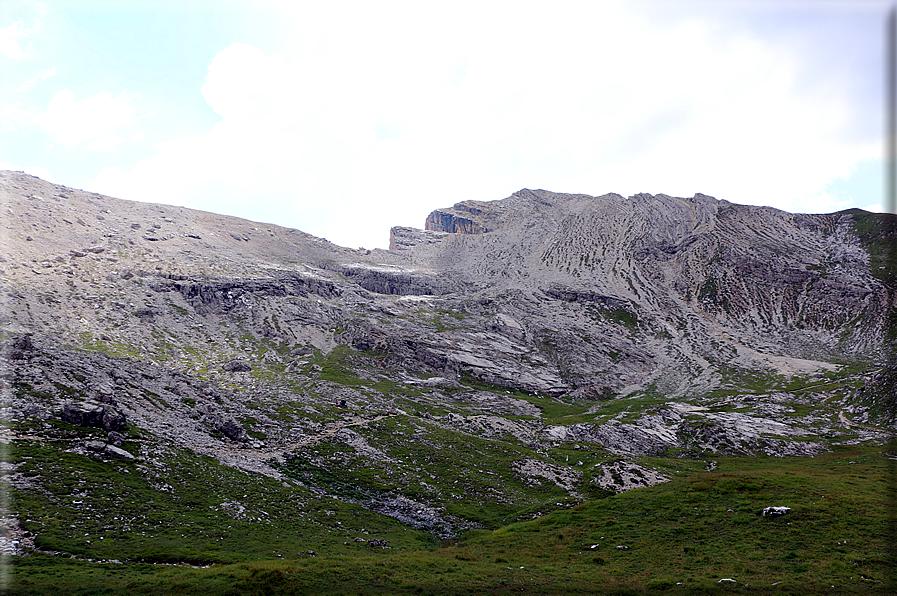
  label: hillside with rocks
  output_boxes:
[1,169,895,591]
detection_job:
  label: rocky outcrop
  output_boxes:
[330,264,442,296]
[537,401,835,458]
[544,288,629,308]
[425,208,487,234]
[62,401,127,432]
[389,226,447,251]
[222,359,252,372]
[591,460,669,493]
[513,459,583,496]
[151,273,341,314]
[3,335,34,360]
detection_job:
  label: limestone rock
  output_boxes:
[389,226,447,251]
[425,204,488,234]
[85,440,107,452]
[222,359,252,372]
[102,408,127,432]
[104,444,136,460]
[62,402,106,427]
[62,401,127,431]
[591,460,669,493]
[85,441,135,459]
[4,334,34,360]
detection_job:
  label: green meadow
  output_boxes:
[6,442,893,595]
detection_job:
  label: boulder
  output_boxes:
[85,441,135,460]
[104,445,136,460]
[219,416,249,442]
[102,409,127,432]
[6,334,34,360]
[134,308,156,321]
[62,402,106,427]
[222,359,252,372]
[203,412,249,442]
[762,506,791,517]
[62,401,127,431]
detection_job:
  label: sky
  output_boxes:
[0,0,891,250]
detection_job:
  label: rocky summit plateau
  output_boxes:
[1,169,895,594]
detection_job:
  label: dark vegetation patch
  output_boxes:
[843,208,897,289]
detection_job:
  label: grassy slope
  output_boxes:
[7,444,893,595]
[7,440,436,565]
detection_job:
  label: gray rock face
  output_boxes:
[222,359,252,372]
[104,444,136,460]
[62,401,126,431]
[85,441,135,460]
[154,274,341,315]
[425,208,487,234]
[389,226,448,251]
[405,190,891,362]
[102,408,127,432]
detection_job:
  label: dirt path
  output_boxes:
[838,411,855,428]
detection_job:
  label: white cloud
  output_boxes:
[0,20,32,59]
[89,3,882,248]
[92,43,375,239]
[35,89,149,151]
[2,84,150,152]
[17,66,55,92]
[0,1,45,60]
[0,100,28,130]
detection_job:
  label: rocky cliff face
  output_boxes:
[398,189,893,394]
[2,171,894,556]
[424,201,489,234]
[389,226,447,251]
